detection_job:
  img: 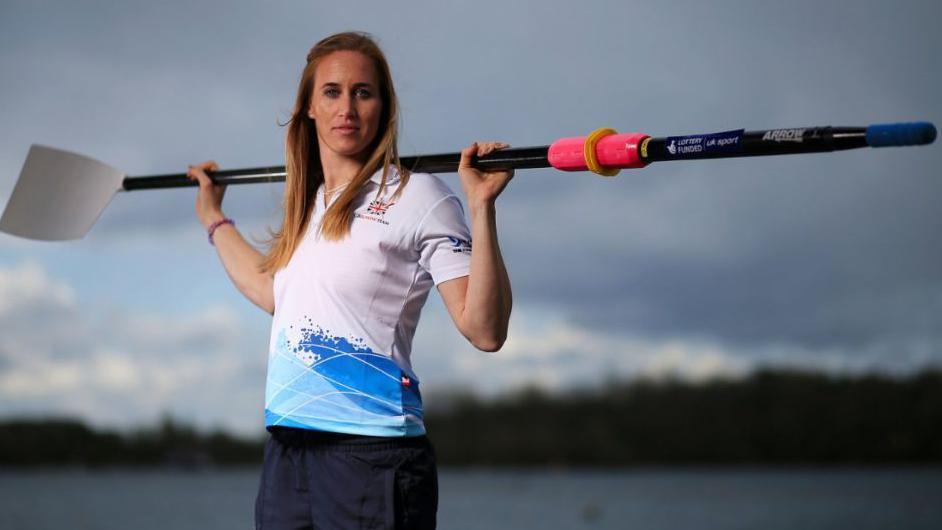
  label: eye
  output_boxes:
[323,87,340,97]
[355,87,372,98]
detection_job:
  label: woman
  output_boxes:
[186,31,513,529]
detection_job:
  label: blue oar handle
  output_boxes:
[866,122,937,147]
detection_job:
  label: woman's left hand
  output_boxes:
[458,141,515,207]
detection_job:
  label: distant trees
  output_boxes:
[0,415,259,468]
[1,369,940,467]
[425,369,942,466]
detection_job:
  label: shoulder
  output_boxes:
[399,172,460,204]
[404,173,468,226]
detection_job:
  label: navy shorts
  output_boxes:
[255,427,439,530]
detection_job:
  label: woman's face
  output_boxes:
[308,50,383,162]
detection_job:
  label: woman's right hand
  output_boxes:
[186,160,227,229]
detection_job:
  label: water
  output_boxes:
[1,467,940,529]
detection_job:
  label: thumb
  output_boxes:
[187,165,213,188]
[458,142,479,170]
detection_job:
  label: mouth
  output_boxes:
[333,125,360,137]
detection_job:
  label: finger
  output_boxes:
[187,165,213,187]
[189,161,218,186]
[459,142,478,169]
[486,141,507,154]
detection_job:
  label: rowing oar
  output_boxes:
[0,121,935,241]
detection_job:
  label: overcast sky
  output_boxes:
[1,0,939,435]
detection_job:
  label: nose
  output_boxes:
[338,93,358,119]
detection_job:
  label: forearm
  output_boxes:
[461,200,512,351]
[207,220,274,314]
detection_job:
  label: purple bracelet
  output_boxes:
[207,217,234,246]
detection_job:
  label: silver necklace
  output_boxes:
[324,181,350,194]
[323,181,350,208]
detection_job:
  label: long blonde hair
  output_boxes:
[259,31,408,275]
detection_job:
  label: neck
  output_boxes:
[319,145,368,191]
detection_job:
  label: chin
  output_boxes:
[336,146,370,158]
[330,140,375,158]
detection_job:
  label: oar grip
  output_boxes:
[548,132,649,172]
[866,122,936,147]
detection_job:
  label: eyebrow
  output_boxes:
[320,82,375,89]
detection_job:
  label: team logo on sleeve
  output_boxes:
[448,236,472,254]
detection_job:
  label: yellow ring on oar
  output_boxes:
[584,127,620,177]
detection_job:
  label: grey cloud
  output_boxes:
[501,155,942,353]
[0,260,268,434]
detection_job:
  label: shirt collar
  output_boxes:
[369,164,402,186]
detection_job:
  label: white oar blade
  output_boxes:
[0,145,126,241]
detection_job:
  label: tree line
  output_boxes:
[1,368,939,468]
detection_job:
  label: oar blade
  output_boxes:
[0,145,126,241]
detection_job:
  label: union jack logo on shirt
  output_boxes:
[367,199,395,216]
[401,375,411,387]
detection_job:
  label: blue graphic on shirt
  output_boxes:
[447,236,472,254]
[265,319,424,436]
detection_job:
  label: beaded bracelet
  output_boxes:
[207,217,235,246]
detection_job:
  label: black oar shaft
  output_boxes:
[120,122,933,191]
[121,146,547,190]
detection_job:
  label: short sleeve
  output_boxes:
[415,195,472,285]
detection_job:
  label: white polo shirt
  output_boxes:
[265,165,472,436]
